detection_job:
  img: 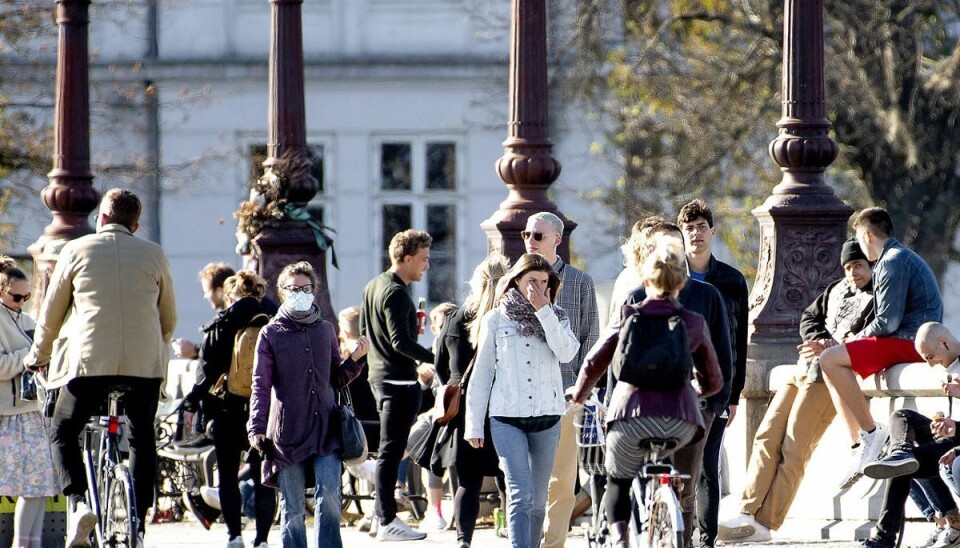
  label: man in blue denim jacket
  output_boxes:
[820,207,944,489]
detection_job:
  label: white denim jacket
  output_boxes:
[464,305,580,440]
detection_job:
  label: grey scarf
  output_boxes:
[277,302,323,325]
[501,288,568,342]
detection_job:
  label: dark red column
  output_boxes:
[252,0,334,320]
[743,0,853,456]
[481,0,575,263]
[29,0,100,293]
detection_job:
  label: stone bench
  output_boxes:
[723,360,956,542]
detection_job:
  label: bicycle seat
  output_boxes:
[638,438,680,453]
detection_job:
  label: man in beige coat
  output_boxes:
[25,188,177,547]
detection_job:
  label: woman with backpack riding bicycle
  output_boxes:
[183,269,277,548]
[465,252,580,548]
[567,237,724,548]
[248,261,369,548]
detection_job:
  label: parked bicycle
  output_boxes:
[81,389,139,547]
[574,396,689,548]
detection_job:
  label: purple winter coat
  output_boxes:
[247,313,365,487]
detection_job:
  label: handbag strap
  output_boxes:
[457,308,500,390]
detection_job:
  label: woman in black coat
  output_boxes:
[434,255,510,548]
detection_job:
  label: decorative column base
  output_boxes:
[254,220,335,322]
[742,191,852,460]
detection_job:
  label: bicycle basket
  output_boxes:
[573,403,606,475]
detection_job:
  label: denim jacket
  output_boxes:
[858,238,942,341]
[464,305,580,440]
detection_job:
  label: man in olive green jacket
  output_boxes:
[25,188,176,547]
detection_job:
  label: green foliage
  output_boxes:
[569,0,960,281]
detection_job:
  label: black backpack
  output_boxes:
[611,306,694,390]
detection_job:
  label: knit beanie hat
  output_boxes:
[841,237,868,265]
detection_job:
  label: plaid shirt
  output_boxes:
[553,258,600,389]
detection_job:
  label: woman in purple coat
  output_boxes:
[247,261,369,548]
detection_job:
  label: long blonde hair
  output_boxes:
[464,254,511,346]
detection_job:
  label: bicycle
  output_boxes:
[81,388,140,547]
[573,396,689,548]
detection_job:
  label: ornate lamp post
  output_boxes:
[742,0,853,455]
[481,0,576,262]
[251,0,334,320]
[28,0,100,294]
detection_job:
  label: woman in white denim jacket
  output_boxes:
[465,253,580,548]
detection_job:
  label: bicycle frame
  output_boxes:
[82,390,139,547]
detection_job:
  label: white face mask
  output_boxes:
[285,291,314,312]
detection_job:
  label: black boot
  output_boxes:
[609,521,629,548]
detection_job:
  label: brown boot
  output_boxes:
[681,511,695,548]
[609,521,629,547]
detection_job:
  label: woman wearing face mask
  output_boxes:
[248,261,369,548]
[183,270,277,548]
[0,257,58,548]
[465,253,580,548]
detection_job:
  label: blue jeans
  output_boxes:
[276,453,342,548]
[941,456,960,499]
[490,417,561,548]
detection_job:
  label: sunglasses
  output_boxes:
[283,284,314,294]
[7,292,29,303]
[521,231,548,242]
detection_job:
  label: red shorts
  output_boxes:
[846,336,922,378]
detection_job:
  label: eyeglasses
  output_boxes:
[521,231,546,242]
[283,284,314,294]
[7,292,29,303]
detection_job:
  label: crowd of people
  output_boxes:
[1,186,958,548]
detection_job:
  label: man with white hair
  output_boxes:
[523,211,599,548]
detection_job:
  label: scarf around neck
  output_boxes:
[277,302,323,325]
[501,288,567,342]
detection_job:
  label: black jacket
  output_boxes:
[627,279,733,415]
[360,271,434,384]
[699,255,750,405]
[192,296,271,396]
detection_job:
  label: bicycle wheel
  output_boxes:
[646,485,683,548]
[102,464,139,547]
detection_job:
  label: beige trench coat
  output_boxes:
[26,224,177,389]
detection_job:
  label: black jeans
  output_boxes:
[212,394,276,543]
[697,413,725,547]
[876,409,959,544]
[50,376,162,529]
[372,381,422,525]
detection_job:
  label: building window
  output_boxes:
[377,138,460,304]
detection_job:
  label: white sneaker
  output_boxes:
[934,526,960,548]
[856,423,889,472]
[226,537,244,548]
[419,509,447,532]
[253,543,269,548]
[718,512,759,541]
[368,518,380,538]
[356,514,374,533]
[67,500,97,548]
[201,485,222,511]
[839,443,865,489]
[376,517,427,541]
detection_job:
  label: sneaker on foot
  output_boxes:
[376,517,427,541]
[839,442,865,490]
[67,500,97,548]
[861,537,894,548]
[253,543,269,548]
[862,449,920,479]
[368,518,380,538]
[934,526,960,548]
[357,514,373,533]
[920,527,947,548]
[856,423,890,472]
[226,537,244,548]
[717,512,758,541]
[419,509,447,532]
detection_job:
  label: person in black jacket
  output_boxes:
[360,229,435,541]
[184,271,277,548]
[624,222,732,548]
[678,199,750,548]
[719,239,875,543]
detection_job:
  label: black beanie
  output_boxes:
[841,237,868,265]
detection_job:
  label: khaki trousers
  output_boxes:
[542,408,578,548]
[740,372,836,530]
